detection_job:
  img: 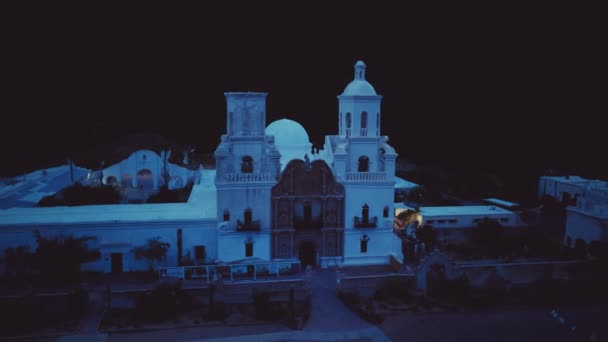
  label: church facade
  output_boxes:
[0,61,404,273]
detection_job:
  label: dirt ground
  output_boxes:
[380,304,607,342]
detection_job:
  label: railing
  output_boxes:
[360,128,368,136]
[354,216,377,228]
[345,128,351,137]
[293,217,323,229]
[237,219,261,231]
[158,261,303,282]
[222,173,272,183]
[345,172,386,182]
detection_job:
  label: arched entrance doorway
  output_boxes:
[299,241,317,268]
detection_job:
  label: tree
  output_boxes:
[37,182,121,207]
[405,186,426,207]
[4,245,31,277]
[469,218,504,257]
[416,225,437,248]
[132,237,171,271]
[32,230,101,284]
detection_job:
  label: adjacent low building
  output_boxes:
[564,179,608,248]
[395,203,523,244]
[538,175,605,204]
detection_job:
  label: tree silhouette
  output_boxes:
[469,218,504,257]
[32,230,100,284]
[132,237,171,271]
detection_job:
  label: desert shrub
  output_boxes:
[135,281,192,322]
[373,278,411,304]
[252,290,283,321]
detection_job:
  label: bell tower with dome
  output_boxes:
[328,60,400,267]
[338,61,382,138]
[214,92,280,263]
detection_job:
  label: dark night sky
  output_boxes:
[2,4,605,184]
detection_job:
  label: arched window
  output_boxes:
[245,240,254,257]
[358,156,369,172]
[361,111,367,128]
[304,201,312,223]
[383,205,389,218]
[339,112,342,131]
[360,234,369,253]
[346,112,351,128]
[362,204,369,222]
[241,156,253,173]
[223,209,230,221]
[376,112,380,134]
[244,208,252,225]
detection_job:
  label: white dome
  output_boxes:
[265,119,310,146]
[342,60,377,96]
[343,80,377,96]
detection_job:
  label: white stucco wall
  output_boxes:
[338,96,382,138]
[216,187,272,232]
[343,229,395,266]
[0,219,217,274]
[101,150,194,190]
[343,185,394,230]
[565,209,608,245]
[217,232,271,262]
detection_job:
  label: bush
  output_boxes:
[373,279,411,304]
[67,287,89,320]
[135,281,192,322]
[37,182,120,207]
[252,290,283,321]
[147,182,193,203]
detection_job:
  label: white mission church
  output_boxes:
[0,61,406,273]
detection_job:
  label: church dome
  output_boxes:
[341,60,377,96]
[265,119,310,146]
[343,80,377,96]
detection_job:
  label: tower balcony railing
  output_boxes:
[292,216,323,229]
[222,173,272,183]
[345,128,351,137]
[354,216,377,228]
[345,172,386,182]
[236,219,261,232]
[360,128,368,136]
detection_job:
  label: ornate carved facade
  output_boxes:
[271,159,345,265]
